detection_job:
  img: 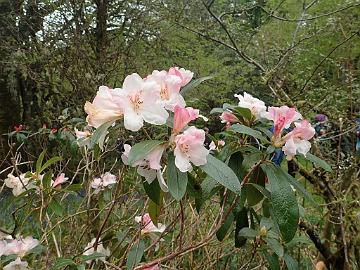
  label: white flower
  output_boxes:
[4,258,29,270]
[234,92,267,119]
[115,73,169,131]
[121,144,168,192]
[4,236,39,257]
[146,70,185,111]
[5,174,34,196]
[90,172,117,194]
[83,238,110,262]
[174,127,209,172]
[134,213,166,235]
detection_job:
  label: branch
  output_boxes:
[201,0,266,72]
[299,220,332,268]
[260,3,360,22]
[295,30,360,98]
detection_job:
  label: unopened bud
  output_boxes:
[259,226,267,237]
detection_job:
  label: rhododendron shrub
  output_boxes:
[0,68,332,269]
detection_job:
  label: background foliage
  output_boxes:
[0,0,359,269]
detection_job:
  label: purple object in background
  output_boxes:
[314,114,328,123]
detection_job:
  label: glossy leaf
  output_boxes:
[246,165,266,206]
[48,198,63,216]
[180,76,213,97]
[233,107,252,120]
[305,153,332,172]
[262,251,280,270]
[41,156,62,173]
[284,253,299,270]
[42,170,53,189]
[51,258,75,269]
[235,208,249,247]
[231,124,268,142]
[216,211,234,241]
[89,121,113,150]
[36,150,46,174]
[128,140,164,166]
[126,240,145,270]
[148,199,161,225]
[143,180,162,205]
[265,237,284,258]
[237,227,257,238]
[200,155,241,195]
[166,153,188,201]
[80,252,107,262]
[280,170,319,209]
[261,164,299,243]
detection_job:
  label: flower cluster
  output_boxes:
[84,67,193,131]
[0,235,39,269]
[221,93,315,160]
[86,67,210,189]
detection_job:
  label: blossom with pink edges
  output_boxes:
[174,126,209,172]
[234,92,267,119]
[84,86,124,128]
[3,258,29,270]
[146,70,185,110]
[173,105,200,134]
[51,173,69,188]
[121,144,168,192]
[265,106,302,138]
[114,73,169,131]
[220,111,239,124]
[134,213,166,235]
[282,120,315,159]
[168,67,193,87]
[3,236,39,257]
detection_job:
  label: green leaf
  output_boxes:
[89,121,113,150]
[280,170,319,209]
[180,76,213,97]
[210,107,224,114]
[65,184,83,192]
[235,208,249,247]
[48,198,64,216]
[36,150,46,174]
[41,156,62,173]
[265,237,284,258]
[51,258,75,269]
[186,173,203,212]
[261,164,299,243]
[80,252,107,262]
[228,151,245,180]
[246,183,271,199]
[126,240,145,270]
[143,180,162,205]
[305,153,332,172]
[166,153,188,201]
[216,211,234,241]
[237,227,257,238]
[233,107,252,120]
[201,176,218,201]
[231,124,268,142]
[262,251,280,270]
[148,199,161,225]
[284,253,299,270]
[42,170,53,189]
[128,140,164,166]
[246,166,266,206]
[200,155,241,194]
